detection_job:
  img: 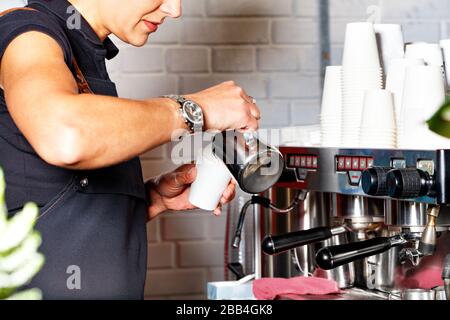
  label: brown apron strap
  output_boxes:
[0,7,36,17]
[0,7,93,94]
[71,58,93,94]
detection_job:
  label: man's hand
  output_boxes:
[185,81,261,132]
[146,164,237,221]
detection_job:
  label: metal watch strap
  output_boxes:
[163,95,201,134]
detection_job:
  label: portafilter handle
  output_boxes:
[315,235,407,270]
[262,226,347,256]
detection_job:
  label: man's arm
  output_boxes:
[0,31,187,170]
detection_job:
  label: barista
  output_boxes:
[0,0,261,299]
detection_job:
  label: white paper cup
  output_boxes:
[342,22,381,68]
[321,66,343,147]
[374,24,405,75]
[405,43,445,80]
[341,62,383,147]
[321,66,343,115]
[359,89,397,148]
[386,58,425,122]
[401,65,445,120]
[405,43,443,66]
[189,145,232,211]
[398,65,447,149]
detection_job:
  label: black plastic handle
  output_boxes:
[315,237,395,270]
[262,227,333,255]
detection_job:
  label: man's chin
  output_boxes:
[133,34,150,47]
[127,34,149,47]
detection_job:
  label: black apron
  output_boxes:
[27,82,149,300]
[0,2,149,299]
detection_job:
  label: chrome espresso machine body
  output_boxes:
[227,147,450,299]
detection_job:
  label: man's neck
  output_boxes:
[67,0,110,42]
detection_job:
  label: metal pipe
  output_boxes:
[253,200,262,279]
[319,0,331,91]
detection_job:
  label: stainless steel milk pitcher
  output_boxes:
[212,130,284,194]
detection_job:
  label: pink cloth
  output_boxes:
[253,277,341,300]
[399,266,444,290]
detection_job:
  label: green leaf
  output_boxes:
[0,169,7,233]
[428,98,450,138]
[0,287,15,300]
[6,288,42,300]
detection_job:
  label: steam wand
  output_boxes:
[232,190,307,249]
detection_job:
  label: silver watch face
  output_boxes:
[183,100,203,124]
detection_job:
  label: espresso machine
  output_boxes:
[225,147,450,300]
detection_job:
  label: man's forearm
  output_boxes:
[54,94,188,170]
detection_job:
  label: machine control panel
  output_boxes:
[336,156,374,172]
[286,154,319,182]
[287,154,319,170]
[336,156,374,186]
[277,147,449,205]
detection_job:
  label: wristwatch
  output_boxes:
[164,95,204,134]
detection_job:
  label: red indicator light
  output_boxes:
[345,157,352,170]
[306,156,313,168]
[360,158,367,169]
[352,158,360,170]
[337,157,346,171]
[312,156,318,169]
[301,156,307,168]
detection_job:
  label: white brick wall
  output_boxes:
[2,0,447,300]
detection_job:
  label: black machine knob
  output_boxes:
[386,169,434,199]
[361,167,391,196]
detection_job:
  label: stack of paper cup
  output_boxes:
[440,39,450,90]
[398,65,449,149]
[320,66,343,147]
[386,58,425,123]
[359,89,397,149]
[374,24,405,77]
[341,22,383,148]
[189,144,233,211]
